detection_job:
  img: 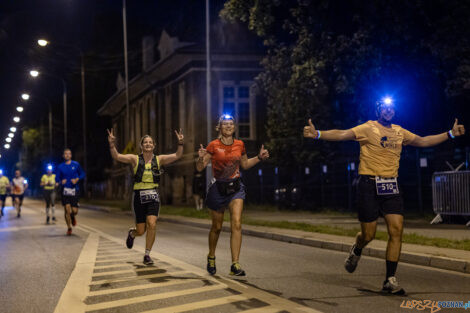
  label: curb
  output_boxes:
[159,217,470,274]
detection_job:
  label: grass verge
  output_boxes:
[81,201,470,251]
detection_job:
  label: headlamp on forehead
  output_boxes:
[47,164,53,171]
[223,114,233,120]
[0,169,3,175]
[376,96,395,110]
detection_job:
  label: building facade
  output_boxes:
[98,30,265,204]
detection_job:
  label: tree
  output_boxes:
[221,0,470,166]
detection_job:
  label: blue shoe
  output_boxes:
[207,255,216,275]
[229,262,246,276]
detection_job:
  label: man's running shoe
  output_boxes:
[207,255,216,275]
[229,262,246,276]
[382,276,406,295]
[143,255,154,265]
[66,228,72,236]
[52,216,56,222]
[126,228,136,249]
[46,216,50,224]
[344,244,361,273]
[17,212,21,218]
[71,213,76,226]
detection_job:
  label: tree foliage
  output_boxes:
[221,0,470,166]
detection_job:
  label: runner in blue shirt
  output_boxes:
[56,148,85,236]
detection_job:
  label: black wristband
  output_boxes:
[178,142,184,145]
[257,155,263,161]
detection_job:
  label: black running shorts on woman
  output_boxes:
[132,189,160,223]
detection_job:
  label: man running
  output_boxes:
[40,165,57,224]
[107,128,184,265]
[303,97,465,295]
[11,170,28,218]
[0,169,10,217]
[56,149,85,235]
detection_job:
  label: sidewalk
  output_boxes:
[79,203,470,274]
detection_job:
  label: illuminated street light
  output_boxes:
[13,117,20,123]
[16,106,24,112]
[3,144,9,149]
[8,133,14,138]
[37,39,49,47]
[10,127,16,132]
[5,138,11,143]
[30,70,39,77]
[21,93,30,100]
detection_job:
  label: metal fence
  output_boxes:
[432,170,470,225]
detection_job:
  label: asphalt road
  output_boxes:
[1,198,469,313]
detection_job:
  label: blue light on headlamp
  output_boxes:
[223,114,233,120]
[47,164,53,171]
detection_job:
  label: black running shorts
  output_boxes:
[62,195,79,207]
[356,175,404,223]
[132,189,160,224]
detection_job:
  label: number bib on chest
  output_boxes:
[63,187,76,196]
[139,189,159,204]
[375,177,399,195]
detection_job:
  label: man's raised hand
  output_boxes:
[303,119,317,138]
[452,118,465,136]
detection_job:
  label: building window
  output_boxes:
[220,82,255,139]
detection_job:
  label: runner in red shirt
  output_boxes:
[197,115,269,276]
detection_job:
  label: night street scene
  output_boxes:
[0,1,469,313]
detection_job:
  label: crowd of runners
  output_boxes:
[0,97,465,295]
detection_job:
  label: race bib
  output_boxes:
[375,177,399,195]
[63,187,76,196]
[139,189,159,204]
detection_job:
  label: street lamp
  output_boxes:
[8,133,14,138]
[4,144,10,149]
[13,117,20,123]
[37,39,88,191]
[16,106,24,112]
[5,138,11,143]
[37,39,49,47]
[29,69,68,147]
[10,127,16,132]
[21,93,30,100]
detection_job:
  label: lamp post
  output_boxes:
[37,39,88,192]
[29,69,68,148]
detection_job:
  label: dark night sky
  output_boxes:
[0,0,224,175]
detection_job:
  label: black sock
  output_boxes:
[386,260,398,279]
[353,246,362,256]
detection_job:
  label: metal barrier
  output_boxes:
[431,170,470,226]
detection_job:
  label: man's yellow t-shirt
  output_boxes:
[0,176,9,195]
[351,120,417,177]
[41,174,56,190]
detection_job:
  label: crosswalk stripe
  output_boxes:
[87,278,208,296]
[84,284,227,311]
[91,266,176,277]
[88,270,189,286]
[242,307,285,313]
[140,295,250,313]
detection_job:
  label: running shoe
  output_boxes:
[52,216,56,222]
[17,212,21,218]
[66,228,72,236]
[382,276,406,295]
[71,213,76,226]
[207,255,216,275]
[126,228,136,249]
[344,244,361,273]
[229,262,246,276]
[46,216,50,224]
[143,255,154,265]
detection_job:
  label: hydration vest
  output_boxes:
[134,154,161,184]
